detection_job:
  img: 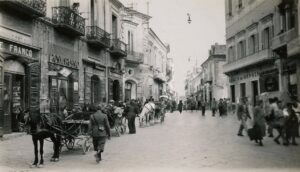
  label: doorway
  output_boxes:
[112,80,120,102]
[252,80,259,106]
[230,85,235,102]
[4,73,25,132]
[240,83,246,99]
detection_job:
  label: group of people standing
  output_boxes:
[88,97,167,163]
[237,96,300,147]
[182,98,232,117]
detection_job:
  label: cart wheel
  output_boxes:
[82,138,91,154]
[66,138,75,150]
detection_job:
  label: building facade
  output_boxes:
[0,0,170,135]
[201,44,228,105]
[224,0,284,105]
[271,0,300,101]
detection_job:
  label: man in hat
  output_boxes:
[89,106,111,163]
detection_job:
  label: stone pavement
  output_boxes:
[0,110,300,172]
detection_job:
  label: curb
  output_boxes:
[0,132,27,141]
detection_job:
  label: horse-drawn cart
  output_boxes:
[59,112,94,154]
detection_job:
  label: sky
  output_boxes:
[120,0,226,96]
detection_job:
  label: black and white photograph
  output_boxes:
[0,0,300,172]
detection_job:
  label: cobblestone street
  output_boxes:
[1,110,300,172]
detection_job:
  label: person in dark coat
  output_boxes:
[285,103,298,146]
[252,100,266,146]
[201,100,206,116]
[124,100,139,134]
[211,98,217,117]
[178,100,183,114]
[88,106,111,163]
[218,99,224,117]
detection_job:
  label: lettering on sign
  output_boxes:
[0,40,34,58]
[49,54,79,69]
[229,72,258,82]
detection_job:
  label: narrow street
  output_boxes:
[1,110,300,172]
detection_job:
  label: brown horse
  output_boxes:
[19,111,62,167]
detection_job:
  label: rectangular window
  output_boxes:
[238,40,245,59]
[248,35,255,55]
[262,28,270,49]
[112,15,118,39]
[128,31,131,53]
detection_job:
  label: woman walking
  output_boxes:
[252,100,266,146]
[89,106,111,163]
[178,100,183,114]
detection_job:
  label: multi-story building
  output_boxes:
[201,43,228,105]
[224,0,283,105]
[121,6,170,102]
[0,0,170,135]
[271,0,300,100]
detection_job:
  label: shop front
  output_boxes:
[83,59,106,105]
[0,38,40,134]
[109,65,123,103]
[48,53,79,114]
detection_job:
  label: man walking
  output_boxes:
[237,97,251,136]
[89,106,111,163]
[211,98,217,117]
[124,100,139,134]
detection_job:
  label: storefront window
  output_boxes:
[58,79,68,112]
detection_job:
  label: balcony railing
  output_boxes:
[52,7,85,36]
[154,70,166,82]
[110,39,127,57]
[0,0,46,17]
[109,67,122,75]
[125,51,144,64]
[86,26,110,48]
[223,49,274,74]
[271,28,297,50]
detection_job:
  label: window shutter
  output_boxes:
[28,62,40,120]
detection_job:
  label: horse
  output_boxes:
[139,102,155,127]
[18,111,62,168]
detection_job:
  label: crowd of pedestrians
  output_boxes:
[237,96,300,147]
[182,97,233,117]
[88,97,168,163]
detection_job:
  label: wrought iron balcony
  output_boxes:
[52,7,85,36]
[110,39,127,57]
[223,49,274,74]
[0,0,46,17]
[271,28,297,50]
[109,67,123,75]
[86,26,110,48]
[154,70,166,83]
[125,51,144,64]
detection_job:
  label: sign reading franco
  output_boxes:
[0,40,35,58]
[49,54,79,69]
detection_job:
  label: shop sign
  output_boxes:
[0,26,32,45]
[48,71,58,76]
[229,72,258,83]
[0,40,34,58]
[49,54,79,69]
